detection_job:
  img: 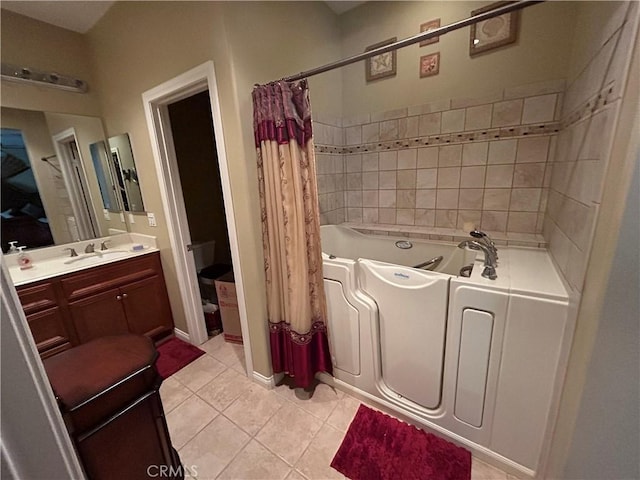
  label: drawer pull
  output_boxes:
[116,295,122,300]
[122,293,128,299]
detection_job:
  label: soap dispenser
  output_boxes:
[7,241,19,254]
[16,246,33,270]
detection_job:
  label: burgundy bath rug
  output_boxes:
[331,404,471,480]
[155,337,205,379]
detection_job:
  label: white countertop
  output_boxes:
[5,233,159,287]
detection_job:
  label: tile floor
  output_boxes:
[162,335,519,480]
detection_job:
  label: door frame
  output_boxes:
[142,61,253,375]
[1,261,86,479]
[52,127,99,240]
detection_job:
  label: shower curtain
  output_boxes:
[252,80,332,389]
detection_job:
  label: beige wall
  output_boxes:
[85,1,342,375]
[339,1,577,115]
[0,10,101,116]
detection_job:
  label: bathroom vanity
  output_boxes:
[8,234,174,358]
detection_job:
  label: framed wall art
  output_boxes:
[419,18,441,47]
[469,1,519,57]
[419,52,440,78]
[365,37,397,82]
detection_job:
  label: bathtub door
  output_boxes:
[358,259,449,409]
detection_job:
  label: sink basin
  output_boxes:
[63,250,130,265]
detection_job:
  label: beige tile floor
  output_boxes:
[162,335,518,480]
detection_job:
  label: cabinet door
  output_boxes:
[26,307,73,358]
[121,276,173,341]
[68,288,129,344]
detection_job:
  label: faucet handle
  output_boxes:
[63,247,78,257]
[482,265,498,280]
[100,239,111,251]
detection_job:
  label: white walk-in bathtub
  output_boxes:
[320,224,473,276]
[320,224,573,479]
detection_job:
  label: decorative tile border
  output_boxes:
[316,121,560,154]
[561,82,617,128]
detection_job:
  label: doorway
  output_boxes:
[167,91,233,337]
[142,61,253,375]
[52,128,99,240]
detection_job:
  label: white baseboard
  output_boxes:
[252,371,284,389]
[173,328,190,343]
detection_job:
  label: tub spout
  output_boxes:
[470,229,498,259]
[412,256,443,271]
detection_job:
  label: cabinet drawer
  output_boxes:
[17,282,58,315]
[61,253,161,301]
[26,306,73,356]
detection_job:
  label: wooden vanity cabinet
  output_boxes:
[67,288,130,343]
[17,282,76,358]
[118,275,174,339]
[16,252,174,358]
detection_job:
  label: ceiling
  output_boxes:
[1,1,365,34]
[2,1,114,33]
[324,1,366,15]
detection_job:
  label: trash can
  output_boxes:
[43,334,183,480]
[198,263,232,303]
[203,301,222,335]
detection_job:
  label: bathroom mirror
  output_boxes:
[0,107,129,252]
[107,133,145,213]
[89,140,121,212]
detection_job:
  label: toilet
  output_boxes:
[191,240,216,275]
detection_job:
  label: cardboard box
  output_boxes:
[214,272,243,344]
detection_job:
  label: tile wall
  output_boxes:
[314,116,345,225]
[544,2,638,292]
[313,80,565,242]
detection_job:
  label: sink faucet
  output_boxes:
[458,240,497,280]
[470,229,498,259]
[84,243,95,254]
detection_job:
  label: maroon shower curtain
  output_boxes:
[252,80,332,388]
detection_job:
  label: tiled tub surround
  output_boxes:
[313,79,565,244]
[314,116,346,226]
[543,1,638,293]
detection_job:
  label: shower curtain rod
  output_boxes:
[282,0,543,83]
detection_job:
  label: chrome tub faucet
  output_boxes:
[470,229,498,259]
[457,240,497,280]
